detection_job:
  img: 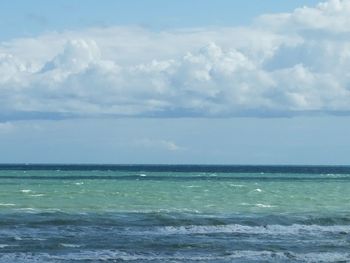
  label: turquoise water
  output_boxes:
[1,166,350,262]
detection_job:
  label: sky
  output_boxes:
[1,0,350,165]
[0,0,321,40]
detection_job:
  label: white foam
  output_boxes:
[297,252,350,262]
[31,238,46,241]
[256,203,276,208]
[60,243,81,248]
[145,224,350,236]
[0,203,15,206]
[1,250,348,262]
[29,194,45,197]
[14,208,40,213]
[186,185,201,188]
[20,189,32,193]
[12,236,45,241]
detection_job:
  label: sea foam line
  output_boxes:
[0,203,16,207]
[0,250,349,262]
[139,224,350,236]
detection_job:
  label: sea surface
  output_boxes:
[0,165,350,262]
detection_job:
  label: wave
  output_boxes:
[59,243,81,248]
[141,223,350,236]
[1,211,350,226]
[0,211,349,262]
[0,244,9,249]
[2,174,350,181]
[20,189,32,193]
[0,250,349,262]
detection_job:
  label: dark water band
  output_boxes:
[1,164,350,174]
[0,175,350,181]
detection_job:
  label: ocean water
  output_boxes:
[1,165,350,262]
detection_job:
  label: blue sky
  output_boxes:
[1,0,350,164]
[1,117,350,165]
[0,0,320,40]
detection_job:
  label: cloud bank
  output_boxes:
[1,0,350,120]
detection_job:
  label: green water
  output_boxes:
[1,170,350,214]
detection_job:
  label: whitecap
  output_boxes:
[141,224,350,236]
[139,174,147,177]
[0,203,16,206]
[7,250,348,262]
[60,243,81,248]
[296,252,350,262]
[20,189,32,193]
[186,185,201,188]
[19,208,37,211]
[13,236,45,241]
[11,250,350,262]
[256,203,276,208]
[30,238,46,241]
[14,208,40,213]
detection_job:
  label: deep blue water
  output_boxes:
[2,164,350,174]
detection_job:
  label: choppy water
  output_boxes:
[1,165,350,262]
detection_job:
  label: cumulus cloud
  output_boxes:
[258,0,350,33]
[1,0,350,119]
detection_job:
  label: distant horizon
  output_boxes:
[2,163,350,176]
[1,163,350,166]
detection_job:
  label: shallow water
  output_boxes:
[0,165,350,262]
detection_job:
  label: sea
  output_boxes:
[0,165,350,262]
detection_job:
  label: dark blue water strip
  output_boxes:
[0,175,349,181]
[1,164,350,174]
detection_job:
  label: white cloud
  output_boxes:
[134,138,184,151]
[41,39,101,73]
[258,0,350,33]
[1,0,350,119]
